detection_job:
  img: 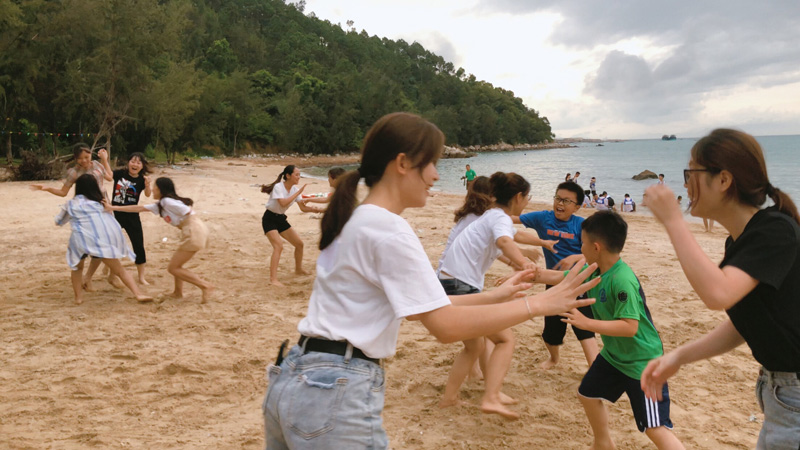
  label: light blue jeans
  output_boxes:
[263,345,388,450]
[755,367,800,450]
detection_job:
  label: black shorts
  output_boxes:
[578,354,673,432]
[262,210,291,234]
[542,285,595,344]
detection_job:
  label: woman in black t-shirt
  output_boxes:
[642,129,800,448]
[111,152,152,285]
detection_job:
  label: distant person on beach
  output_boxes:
[105,177,214,303]
[676,195,682,206]
[595,191,609,211]
[535,211,685,449]
[513,181,600,370]
[461,164,477,191]
[109,152,152,286]
[607,196,617,212]
[573,172,581,185]
[32,144,114,290]
[702,218,715,232]
[622,193,636,212]
[565,173,573,182]
[58,174,152,305]
[298,167,345,206]
[260,165,325,286]
[438,172,558,419]
[642,129,800,449]
[262,112,601,448]
[658,173,666,185]
[589,177,597,198]
[582,190,594,209]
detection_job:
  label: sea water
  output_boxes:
[304,135,800,208]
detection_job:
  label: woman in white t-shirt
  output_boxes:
[260,165,324,286]
[105,177,214,303]
[262,112,600,449]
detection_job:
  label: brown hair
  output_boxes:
[261,165,296,194]
[489,172,530,206]
[319,112,444,250]
[690,129,799,223]
[454,176,492,222]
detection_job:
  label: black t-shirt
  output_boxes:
[112,169,146,206]
[722,208,800,371]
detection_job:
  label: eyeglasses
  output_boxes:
[553,195,578,206]
[683,168,720,184]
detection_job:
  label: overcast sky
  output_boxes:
[302,0,800,139]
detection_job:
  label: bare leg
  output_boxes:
[167,250,214,303]
[579,393,615,450]
[82,257,102,291]
[72,260,86,305]
[480,328,518,419]
[280,227,308,276]
[266,230,285,286]
[580,338,600,367]
[439,337,484,408]
[102,258,152,302]
[645,426,685,450]
[136,263,149,285]
[540,342,560,370]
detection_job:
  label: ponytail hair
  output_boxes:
[261,165,296,194]
[74,173,104,203]
[154,177,193,216]
[320,112,444,250]
[454,176,492,222]
[489,172,530,206]
[691,129,799,224]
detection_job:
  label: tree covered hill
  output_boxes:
[1,0,553,161]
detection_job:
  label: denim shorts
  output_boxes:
[262,345,388,450]
[439,277,480,295]
[755,367,800,449]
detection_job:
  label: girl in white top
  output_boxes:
[56,174,152,305]
[262,112,600,449]
[260,165,323,286]
[33,144,114,290]
[105,177,214,303]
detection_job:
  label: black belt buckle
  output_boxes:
[275,339,290,366]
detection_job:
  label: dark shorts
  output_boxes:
[439,277,481,295]
[579,354,673,432]
[262,210,291,234]
[542,285,595,344]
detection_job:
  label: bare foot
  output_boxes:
[481,400,520,420]
[539,358,558,370]
[295,269,310,276]
[107,273,124,289]
[74,296,84,305]
[499,392,518,405]
[270,279,286,287]
[468,369,484,382]
[138,278,150,286]
[82,280,95,292]
[588,439,616,450]
[136,295,154,303]
[438,398,464,409]
[200,285,216,304]
[163,291,183,300]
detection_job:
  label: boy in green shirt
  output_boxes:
[535,211,684,449]
[462,164,477,190]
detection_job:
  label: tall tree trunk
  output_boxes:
[6,133,11,165]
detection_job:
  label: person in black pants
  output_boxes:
[110,152,152,285]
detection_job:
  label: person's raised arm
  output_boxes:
[297,200,324,213]
[561,309,638,337]
[645,184,758,310]
[553,253,584,271]
[410,262,600,343]
[98,149,113,182]
[103,200,148,213]
[511,215,522,224]
[276,184,306,208]
[514,229,558,254]
[641,319,745,400]
[496,235,536,271]
[31,180,71,197]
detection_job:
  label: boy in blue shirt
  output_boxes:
[513,181,599,369]
[536,211,684,449]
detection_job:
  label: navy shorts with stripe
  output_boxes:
[578,354,673,432]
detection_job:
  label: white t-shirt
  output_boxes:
[144,198,193,226]
[297,204,451,359]
[436,213,480,275]
[266,182,298,215]
[595,197,608,210]
[439,208,516,290]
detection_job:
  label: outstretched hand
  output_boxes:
[97,148,108,161]
[541,239,559,254]
[560,308,590,329]
[528,259,599,317]
[640,351,682,401]
[491,269,536,302]
[101,199,114,213]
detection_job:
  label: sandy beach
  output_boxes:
[1,158,761,449]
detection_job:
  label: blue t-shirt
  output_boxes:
[519,210,584,269]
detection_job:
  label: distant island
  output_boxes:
[662,135,677,140]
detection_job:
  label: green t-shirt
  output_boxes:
[586,259,664,379]
[465,169,476,181]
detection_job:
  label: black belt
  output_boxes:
[299,336,380,364]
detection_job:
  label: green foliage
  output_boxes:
[0,0,553,159]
